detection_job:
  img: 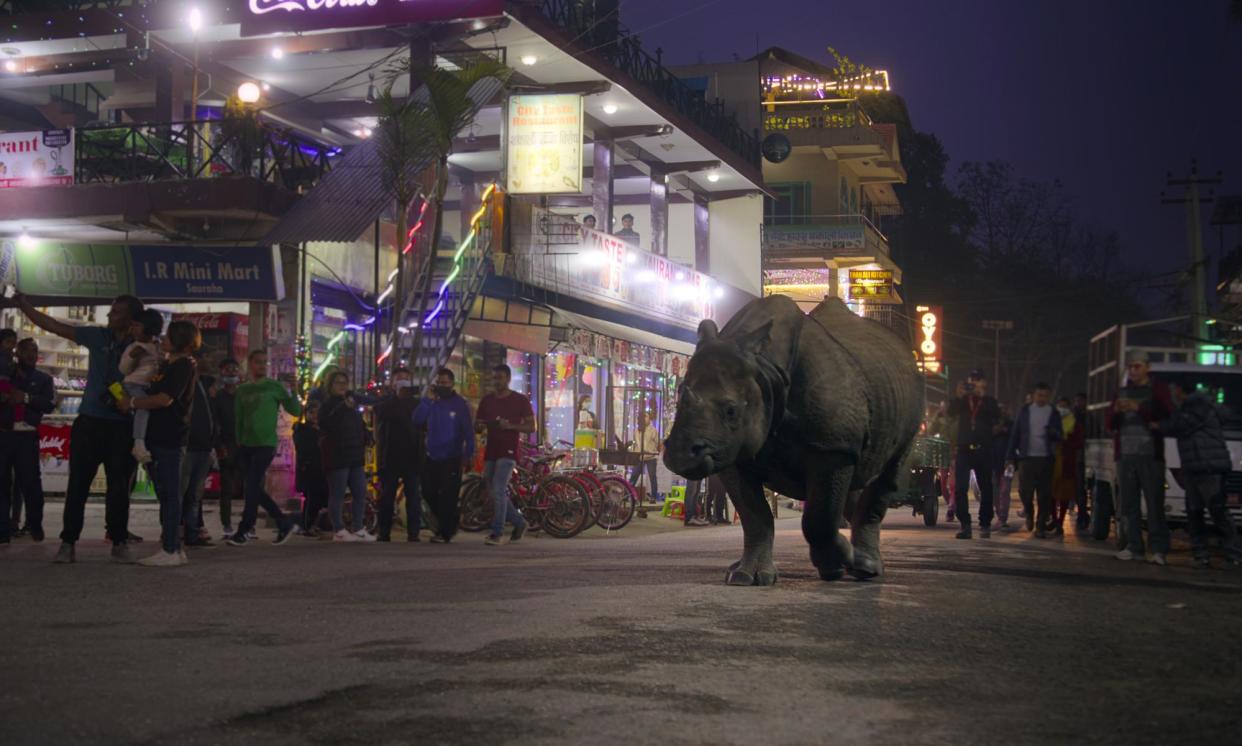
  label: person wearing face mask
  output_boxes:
[415,368,474,543]
[1049,397,1083,536]
[374,368,424,542]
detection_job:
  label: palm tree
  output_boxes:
[375,57,509,376]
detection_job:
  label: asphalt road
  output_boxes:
[2,502,1240,746]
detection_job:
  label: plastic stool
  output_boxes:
[661,495,685,518]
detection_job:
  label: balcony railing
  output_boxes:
[537,0,760,168]
[763,99,872,133]
[74,120,335,191]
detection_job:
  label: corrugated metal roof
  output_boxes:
[262,77,505,245]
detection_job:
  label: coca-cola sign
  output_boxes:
[243,0,505,36]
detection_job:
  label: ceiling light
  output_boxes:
[17,231,35,250]
[237,82,261,103]
[707,172,721,183]
[187,7,203,34]
[3,60,15,73]
[363,127,372,138]
[271,47,284,60]
[261,82,270,91]
[713,287,725,299]
[603,103,618,115]
[520,54,538,66]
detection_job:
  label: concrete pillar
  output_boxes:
[694,193,710,273]
[592,139,615,231]
[649,168,669,257]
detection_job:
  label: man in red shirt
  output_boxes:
[475,364,535,545]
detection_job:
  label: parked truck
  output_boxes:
[1084,316,1242,546]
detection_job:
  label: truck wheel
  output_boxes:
[923,495,938,527]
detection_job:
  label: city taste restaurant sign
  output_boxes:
[242,0,505,35]
[14,243,285,302]
[0,129,73,188]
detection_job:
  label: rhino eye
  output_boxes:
[723,403,738,420]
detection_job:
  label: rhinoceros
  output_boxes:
[663,294,923,585]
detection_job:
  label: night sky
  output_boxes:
[623,0,1242,278]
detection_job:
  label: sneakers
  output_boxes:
[226,532,250,547]
[979,526,991,539]
[333,529,361,543]
[1150,553,1167,566]
[220,526,235,541]
[131,442,152,464]
[274,525,297,545]
[1115,549,1137,561]
[110,543,137,564]
[430,534,450,544]
[53,543,76,564]
[511,523,527,543]
[484,534,509,546]
[139,550,187,567]
[955,528,972,540]
[685,517,710,527]
[354,530,377,543]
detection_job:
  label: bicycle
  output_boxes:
[458,452,593,538]
[550,440,639,532]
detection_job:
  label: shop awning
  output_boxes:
[551,308,698,356]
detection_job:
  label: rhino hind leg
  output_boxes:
[718,469,777,587]
[850,444,912,580]
[803,457,856,582]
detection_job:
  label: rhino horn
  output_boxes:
[697,319,719,346]
[735,321,773,356]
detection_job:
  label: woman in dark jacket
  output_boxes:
[319,371,374,542]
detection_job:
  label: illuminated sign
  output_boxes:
[764,224,866,253]
[847,268,893,299]
[0,129,73,188]
[915,304,943,375]
[242,0,505,36]
[506,94,584,195]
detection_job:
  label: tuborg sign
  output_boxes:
[242,0,505,35]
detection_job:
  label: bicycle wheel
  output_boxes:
[458,475,492,533]
[570,471,604,530]
[536,475,591,538]
[596,474,638,531]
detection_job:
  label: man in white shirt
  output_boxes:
[630,412,661,501]
[1007,382,1064,537]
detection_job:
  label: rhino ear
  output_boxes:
[697,319,719,347]
[735,321,772,357]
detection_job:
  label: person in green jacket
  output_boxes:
[226,349,301,546]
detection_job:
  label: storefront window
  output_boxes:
[608,363,665,452]
[545,351,577,448]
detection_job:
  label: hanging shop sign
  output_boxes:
[764,224,865,254]
[242,0,505,36]
[915,304,943,375]
[15,243,285,302]
[0,129,73,188]
[847,268,894,299]
[567,328,689,376]
[506,94,584,195]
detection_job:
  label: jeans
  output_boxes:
[180,449,213,538]
[149,446,185,554]
[217,453,242,529]
[684,478,703,522]
[0,432,42,541]
[124,383,150,442]
[629,458,659,499]
[422,456,463,540]
[709,476,729,522]
[953,446,995,528]
[485,458,525,538]
[328,465,368,533]
[62,415,135,546]
[1182,472,1240,561]
[1119,454,1169,555]
[1018,457,1054,531]
[379,463,421,539]
[236,446,290,535]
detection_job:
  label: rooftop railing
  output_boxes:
[537,0,760,168]
[74,119,335,191]
[762,99,872,133]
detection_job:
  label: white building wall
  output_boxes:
[708,193,763,297]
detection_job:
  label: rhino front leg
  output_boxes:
[804,454,856,582]
[718,468,777,586]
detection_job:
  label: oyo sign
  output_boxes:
[916,304,942,375]
[243,0,505,35]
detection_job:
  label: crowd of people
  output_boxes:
[0,293,541,567]
[930,360,1241,568]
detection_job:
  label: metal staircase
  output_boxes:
[394,187,497,385]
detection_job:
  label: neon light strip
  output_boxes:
[421,183,497,327]
[313,331,348,381]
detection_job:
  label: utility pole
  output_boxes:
[982,320,1013,399]
[1163,160,1222,346]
